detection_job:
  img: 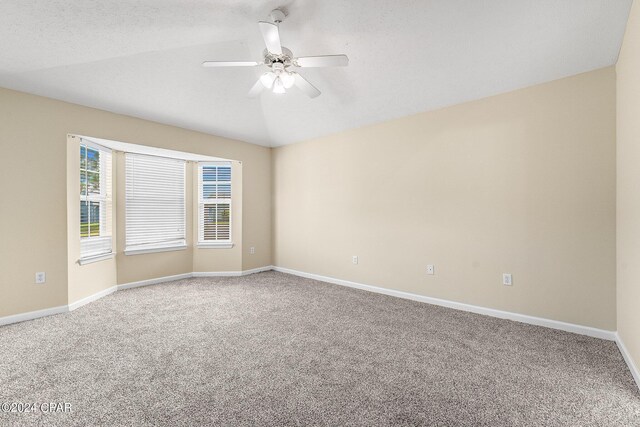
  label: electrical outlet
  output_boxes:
[35,272,46,284]
[352,256,358,265]
[250,247,255,254]
[426,265,435,275]
[503,273,513,286]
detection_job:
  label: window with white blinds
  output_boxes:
[198,162,232,246]
[125,153,186,254]
[80,140,113,260]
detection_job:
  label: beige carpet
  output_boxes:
[0,271,638,426]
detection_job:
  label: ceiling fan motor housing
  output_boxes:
[263,47,293,68]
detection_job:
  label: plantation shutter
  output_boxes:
[125,153,186,253]
[198,162,232,244]
[80,140,113,259]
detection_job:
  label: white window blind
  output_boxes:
[125,153,186,253]
[80,140,113,259]
[198,162,232,245]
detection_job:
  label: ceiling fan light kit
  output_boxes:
[202,9,349,99]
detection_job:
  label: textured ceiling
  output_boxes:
[0,0,632,146]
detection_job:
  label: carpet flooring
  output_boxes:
[0,271,639,426]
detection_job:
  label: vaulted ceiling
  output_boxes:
[0,0,632,146]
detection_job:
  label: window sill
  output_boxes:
[197,242,234,249]
[78,252,114,265]
[125,245,187,256]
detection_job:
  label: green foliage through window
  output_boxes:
[80,144,102,238]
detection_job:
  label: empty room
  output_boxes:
[1,0,640,425]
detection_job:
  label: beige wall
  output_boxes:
[617,0,640,376]
[273,67,617,330]
[0,87,272,317]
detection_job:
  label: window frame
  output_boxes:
[79,139,113,263]
[124,153,187,255]
[198,161,233,249]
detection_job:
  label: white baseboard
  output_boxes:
[68,286,117,311]
[0,305,69,327]
[242,265,275,275]
[1,286,119,326]
[615,333,640,391]
[192,271,243,277]
[117,272,193,291]
[193,265,274,277]
[272,266,616,341]
[0,266,274,327]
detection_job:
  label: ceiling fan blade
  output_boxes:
[202,61,260,67]
[293,73,321,98]
[258,21,283,55]
[295,55,349,67]
[247,79,264,98]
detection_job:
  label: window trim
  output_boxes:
[78,252,114,265]
[124,244,187,256]
[197,242,235,249]
[198,161,233,247]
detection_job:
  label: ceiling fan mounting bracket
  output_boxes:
[270,9,286,24]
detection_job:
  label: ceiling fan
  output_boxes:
[202,9,348,98]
